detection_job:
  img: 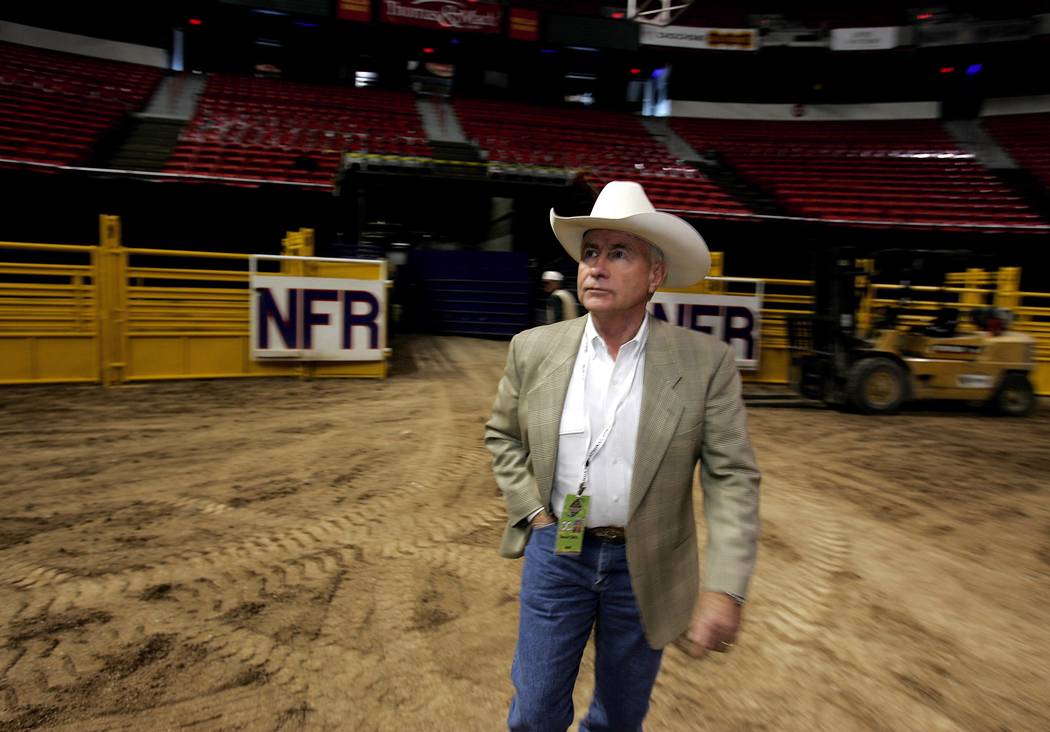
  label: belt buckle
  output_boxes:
[592,527,622,541]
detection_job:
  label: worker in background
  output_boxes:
[542,270,579,323]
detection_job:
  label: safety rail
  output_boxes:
[0,219,1046,393]
[0,218,388,384]
[866,269,1020,330]
[0,240,99,383]
[125,248,251,337]
[663,269,814,385]
[1014,290,1050,394]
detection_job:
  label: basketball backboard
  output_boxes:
[627,0,696,27]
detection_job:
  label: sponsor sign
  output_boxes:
[251,275,385,361]
[971,18,1034,43]
[917,22,966,47]
[337,0,372,22]
[830,26,900,51]
[649,292,762,369]
[509,7,539,41]
[381,0,501,34]
[918,18,1033,46]
[929,344,982,355]
[639,25,757,51]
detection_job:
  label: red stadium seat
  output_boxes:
[165,74,430,186]
[453,97,750,219]
[670,116,1044,231]
[0,41,162,167]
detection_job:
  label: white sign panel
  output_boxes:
[639,25,757,51]
[957,374,993,389]
[830,26,900,51]
[250,274,385,361]
[649,292,762,370]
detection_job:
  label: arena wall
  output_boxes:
[2,216,1046,393]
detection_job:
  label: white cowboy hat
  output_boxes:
[541,270,564,282]
[549,180,710,288]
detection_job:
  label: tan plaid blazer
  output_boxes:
[484,314,760,649]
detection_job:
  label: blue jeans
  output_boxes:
[508,523,663,732]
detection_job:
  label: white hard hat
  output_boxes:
[541,270,564,282]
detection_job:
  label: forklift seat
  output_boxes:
[918,307,959,338]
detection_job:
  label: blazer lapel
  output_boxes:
[629,316,684,521]
[526,318,586,506]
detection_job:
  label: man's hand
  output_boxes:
[530,511,557,528]
[676,591,742,658]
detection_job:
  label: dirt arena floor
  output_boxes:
[0,335,1048,731]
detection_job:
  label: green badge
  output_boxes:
[555,495,590,554]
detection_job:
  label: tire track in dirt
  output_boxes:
[0,339,508,729]
[302,339,509,728]
[3,444,495,622]
[5,359,1047,731]
[740,438,853,646]
[0,358,470,600]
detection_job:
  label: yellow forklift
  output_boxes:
[788,250,1037,415]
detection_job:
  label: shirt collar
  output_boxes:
[583,312,650,357]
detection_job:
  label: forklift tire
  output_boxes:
[847,357,908,415]
[990,373,1036,417]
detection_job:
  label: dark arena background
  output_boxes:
[1,2,1049,730]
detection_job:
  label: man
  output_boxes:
[485,181,760,731]
[542,270,579,324]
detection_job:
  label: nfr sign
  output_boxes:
[649,292,762,369]
[250,274,385,361]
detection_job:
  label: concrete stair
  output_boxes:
[104,118,185,172]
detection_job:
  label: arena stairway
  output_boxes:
[641,117,784,216]
[992,168,1050,227]
[944,118,1018,170]
[416,97,467,143]
[103,117,185,172]
[950,117,1050,226]
[101,73,204,172]
[692,150,793,217]
[639,118,702,163]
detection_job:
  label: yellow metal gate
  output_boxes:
[1,216,388,385]
[1,217,1047,392]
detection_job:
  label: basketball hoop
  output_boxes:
[627,0,696,27]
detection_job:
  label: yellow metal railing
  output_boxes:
[661,266,814,385]
[1013,289,1050,395]
[0,239,99,383]
[1,216,388,384]
[1,219,1047,393]
[866,268,1021,333]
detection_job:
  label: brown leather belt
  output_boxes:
[585,526,626,543]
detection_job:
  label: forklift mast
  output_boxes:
[808,248,867,354]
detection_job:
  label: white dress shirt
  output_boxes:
[550,314,648,527]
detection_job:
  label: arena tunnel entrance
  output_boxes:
[334,170,593,337]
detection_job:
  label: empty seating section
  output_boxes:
[167,75,429,184]
[671,117,1042,229]
[0,42,161,166]
[0,39,1044,233]
[983,113,1050,191]
[454,99,748,215]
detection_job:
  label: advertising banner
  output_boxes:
[649,292,762,369]
[380,0,501,34]
[830,26,900,51]
[509,7,539,41]
[337,0,372,22]
[639,25,757,51]
[251,275,386,361]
